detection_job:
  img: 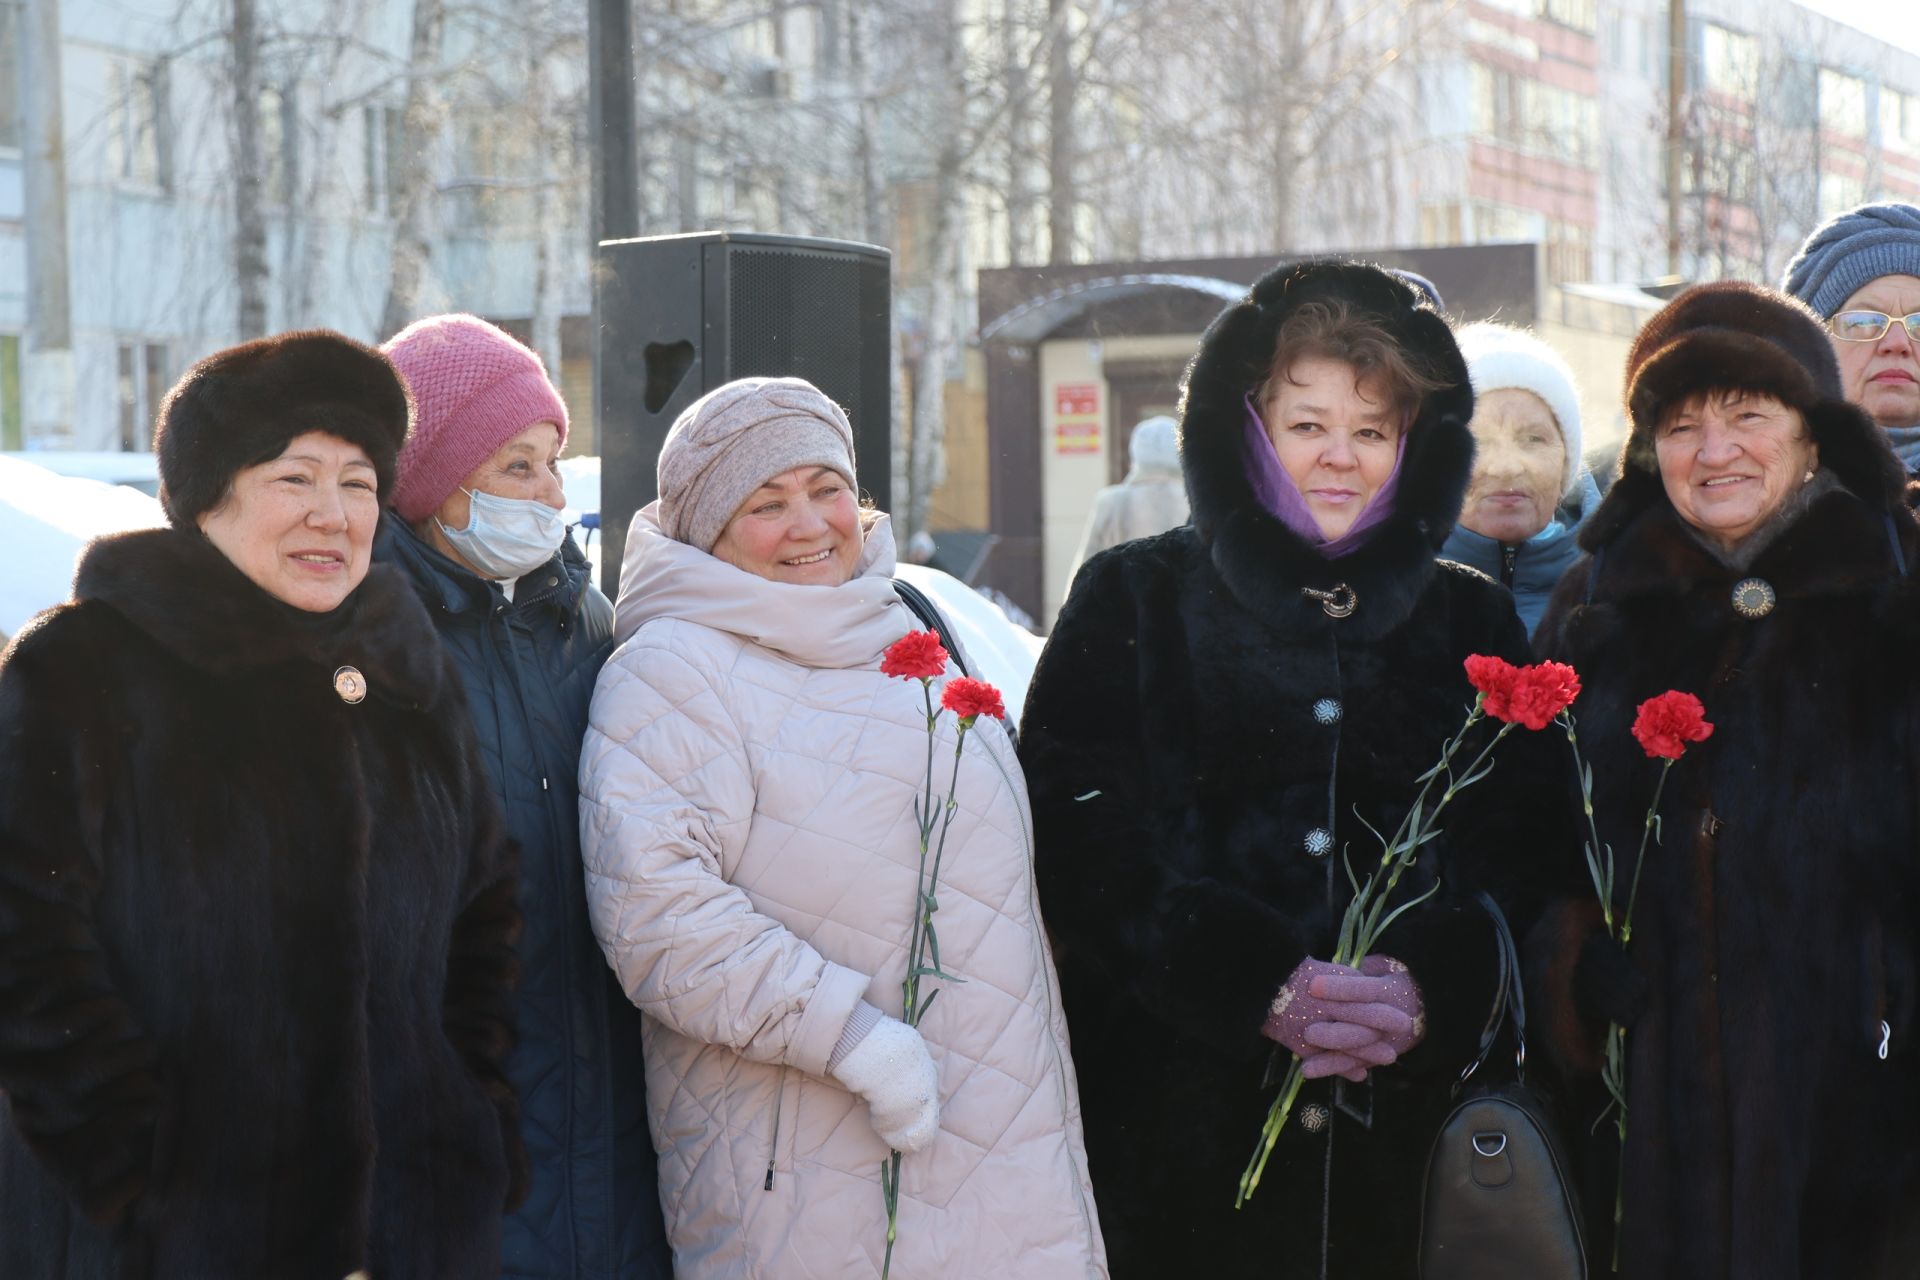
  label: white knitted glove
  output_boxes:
[828,1015,941,1153]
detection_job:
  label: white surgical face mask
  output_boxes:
[438,488,568,581]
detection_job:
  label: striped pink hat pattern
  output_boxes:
[382,314,570,523]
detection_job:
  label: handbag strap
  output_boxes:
[1456,890,1527,1093]
[893,579,969,678]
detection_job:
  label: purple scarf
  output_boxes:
[1241,394,1407,559]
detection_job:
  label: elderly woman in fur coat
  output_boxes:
[1533,282,1920,1277]
[0,332,524,1278]
[1020,259,1566,1278]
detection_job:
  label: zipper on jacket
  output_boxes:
[1500,544,1519,589]
[765,1067,787,1190]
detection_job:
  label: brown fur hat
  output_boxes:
[1620,281,1843,475]
[153,330,412,530]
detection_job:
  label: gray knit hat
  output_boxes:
[657,377,858,552]
[1781,202,1920,318]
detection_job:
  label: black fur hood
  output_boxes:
[1178,259,1477,640]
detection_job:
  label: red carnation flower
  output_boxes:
[882,630,949,681]
[1464,654,1518,702]
[1632,691,1714,760]
[1464,654,1520,720]
[1502,661,1582,732]
[940,677,1006,724]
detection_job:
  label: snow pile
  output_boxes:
[558,455,601,526]
[1,457,167,639]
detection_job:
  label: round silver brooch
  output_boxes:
[1302,583,1358,619]
[1304,828,1335,858]
[333,665,368,705]
[1312,698,1343,726]
[1730,578,1776,620]
[1298,1103,1331,1133]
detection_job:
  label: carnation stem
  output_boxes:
[1618,762,1671,946]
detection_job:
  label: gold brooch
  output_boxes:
[333,665,367,705]
[1730,578,1776,620]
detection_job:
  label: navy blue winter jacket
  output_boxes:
[375,515,670,1280]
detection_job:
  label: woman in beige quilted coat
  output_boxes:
[578,376,1106,1279]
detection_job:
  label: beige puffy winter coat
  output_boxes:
[579,505,1106,1279]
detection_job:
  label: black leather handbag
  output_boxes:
[1417,893,1587,1280]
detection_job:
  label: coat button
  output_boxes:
[1305,828,1334,857]
[1312,698,1342,725]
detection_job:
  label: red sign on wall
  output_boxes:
[1054,383,1101,416]
[1053,382,1102,455]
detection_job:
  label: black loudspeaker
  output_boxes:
[594,231,893,596]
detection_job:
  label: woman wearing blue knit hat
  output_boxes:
[1782,202,1920,466]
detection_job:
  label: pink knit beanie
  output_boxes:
[382,314,570,523]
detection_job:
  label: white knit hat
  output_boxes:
[1454,322,1584,498]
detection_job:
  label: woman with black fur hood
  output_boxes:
[1533,282,1920,1277]
[0,331,524,1278]
[1020,259,1564,1277]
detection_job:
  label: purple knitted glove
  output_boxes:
[1264,956,1424,1083]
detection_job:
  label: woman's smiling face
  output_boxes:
[710,465,864,585]
[1655,389,1817,551]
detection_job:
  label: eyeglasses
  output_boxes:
[1829,310,1920,342]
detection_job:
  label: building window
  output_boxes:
[1883,89,1919,153]
[1700,23,1757,98]
[260,85,297,205]
[107,58,170,188]
[450,114,538,231]
[1819,169,1866,220]
[0,334,20,450]
[363,103,403,214]
[1418,201,1466,246]
[1539,0,1595,35]
[1471,64,1599,165]
[1819,69,1868,138]
[0,3,20,153]
[116,342,169,451]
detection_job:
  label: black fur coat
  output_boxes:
[1534,403,1920,1278]
[1020,261,1569,1278]
[0,527,524,1279]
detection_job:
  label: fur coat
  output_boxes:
[1533,400,1920,1278]
[1020,260,1569,1279]
[0,527,524,1279]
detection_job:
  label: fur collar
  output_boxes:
[1178,259,1476,641]
[1585,485,1909,609]
[74,526,444,708]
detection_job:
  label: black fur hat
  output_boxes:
[153,330,412,529]
[1621,281,1844,474]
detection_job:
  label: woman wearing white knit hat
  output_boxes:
[1440,321,1596,635]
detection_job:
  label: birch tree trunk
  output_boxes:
[21,0,74,444]
[381,0,446,338]
[231,0,268,338]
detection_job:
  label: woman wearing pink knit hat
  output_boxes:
[373,314,671,1280]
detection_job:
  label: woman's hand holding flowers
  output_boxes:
[1264,956,1426,1082]
[831,1015,942,1153]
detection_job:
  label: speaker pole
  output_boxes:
[587,0,638,243]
